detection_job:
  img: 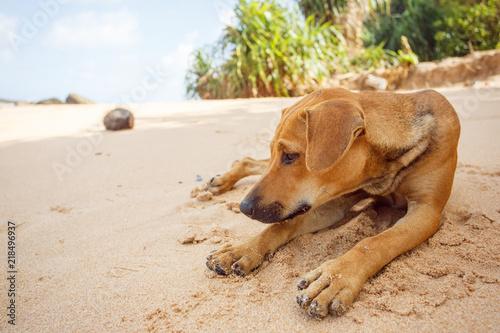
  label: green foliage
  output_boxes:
[297,0,350,23]
[350,42,418,72]
[186,0,347,99]
[350,43,398,71]
[186,0,500,99]
[392,48,419,65]
[363,0,442,61]
[298,0,393,22]
[185,46,223,100]
[434,0,500,59]
[364,0,500,61]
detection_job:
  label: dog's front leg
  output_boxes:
[205,157,269,195]
[296,199,443,318]
[206,191,368,276]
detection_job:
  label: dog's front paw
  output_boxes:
[204,174,235,195]
[296,258,365,318]
[206,241,267,276]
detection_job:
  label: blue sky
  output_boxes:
[0,0,241,103]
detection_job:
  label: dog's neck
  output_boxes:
[357,92,437,196]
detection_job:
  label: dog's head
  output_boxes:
[240,89,368,223]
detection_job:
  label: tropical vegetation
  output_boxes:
[186,0,500,99]
[363,0,500,61]
[187,0,348,99]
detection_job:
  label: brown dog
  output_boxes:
[205,88,460,318]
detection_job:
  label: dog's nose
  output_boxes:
[239,198,255,217]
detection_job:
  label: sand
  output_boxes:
[1,87,499,332]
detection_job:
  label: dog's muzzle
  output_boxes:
[240,196,311,223]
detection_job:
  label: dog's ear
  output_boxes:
[303,100,365,174]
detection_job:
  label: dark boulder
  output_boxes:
[103,108,134,131]
[66,93,94,104]
[37,98,64,105]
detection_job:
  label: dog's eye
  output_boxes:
[281,152,299,165]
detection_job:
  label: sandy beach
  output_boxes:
[1,87,499,332]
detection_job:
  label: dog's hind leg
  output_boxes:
[205,157,269,195]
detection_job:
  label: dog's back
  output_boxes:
[358,90,460,155]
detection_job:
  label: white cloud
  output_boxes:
[0,13,19,38]
[125,31,197,101]
[86,61,96,70]
[213,0,237,27]
[0,13,19,63]
[66,60,97,80]
[0,49,14,63]
[117,52,139,65]
[70,0,124,3]
[46,10,139,49]
[158,32,198,83]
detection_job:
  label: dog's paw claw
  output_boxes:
[309,300,324,318]
[204,174,236,195]
[214,265,227,276]
[232,262,245,276]
[297,279,308,291]
[329,299,347,316]
[206,250,218,261]
[206,242,264,277]
[296,294,310,308]
[206,257,228,276]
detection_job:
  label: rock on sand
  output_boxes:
[66,93,94,104]
[103,108,135,130]
[37,98,64,105]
